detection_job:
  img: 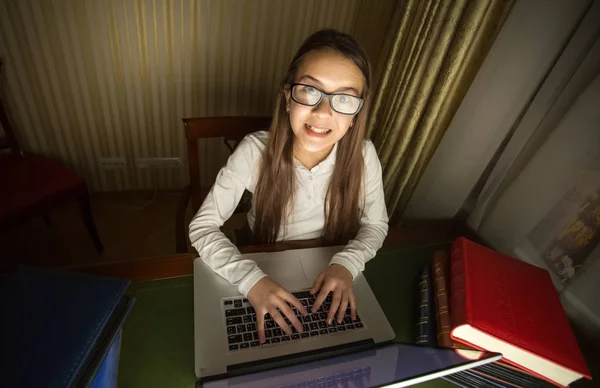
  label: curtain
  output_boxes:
[467,0,600,336]
[366,0,514,224]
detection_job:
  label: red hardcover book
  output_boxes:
[449,237,591,387]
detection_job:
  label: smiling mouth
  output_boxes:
[305,123,332,134]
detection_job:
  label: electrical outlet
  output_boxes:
[98,157,126,169]
[135,157,182,169]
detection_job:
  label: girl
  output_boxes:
[189,29,388,344]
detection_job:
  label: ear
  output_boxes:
[283,85,291,106]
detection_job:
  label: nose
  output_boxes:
[312,96,333,118]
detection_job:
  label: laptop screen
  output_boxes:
[203,343,501,388]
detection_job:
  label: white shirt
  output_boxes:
[189,131,389,296]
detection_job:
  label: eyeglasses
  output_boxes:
[290,83,364,115]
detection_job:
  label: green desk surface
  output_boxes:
[119,242,456,388]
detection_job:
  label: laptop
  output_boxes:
[193,246,501,386]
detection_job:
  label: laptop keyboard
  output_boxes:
[225,290,364,351]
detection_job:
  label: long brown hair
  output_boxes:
[253,29,372,243]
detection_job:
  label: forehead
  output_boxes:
[295,49,364,94]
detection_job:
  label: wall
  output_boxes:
[403,0,592,219]
[0,0,395,191]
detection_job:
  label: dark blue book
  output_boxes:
[0,266,135,387]
[415,264,437,346]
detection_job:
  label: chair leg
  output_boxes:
[79,194,104,254]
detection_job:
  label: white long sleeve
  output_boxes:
[188,135,267,297]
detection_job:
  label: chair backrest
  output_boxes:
[0,60,22,155]
[182,116,271,212]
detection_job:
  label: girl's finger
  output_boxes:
[276,299,303,334]
[312,282,333,313]
[327,288,342,324]
[256,311,266,343]
[337,293,349,323]
[269,307,292,336]
[349,289,357,321]
[280,290,308,316]
[310,272,325,295]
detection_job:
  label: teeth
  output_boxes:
[306,124,329,134]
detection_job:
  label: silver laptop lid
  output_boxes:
[202,343,502,388]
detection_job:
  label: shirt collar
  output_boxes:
[293,142,338,170]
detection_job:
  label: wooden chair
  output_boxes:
[0,60,104,255]
[175,116,271,253]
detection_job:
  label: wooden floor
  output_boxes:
[1,190,253,270]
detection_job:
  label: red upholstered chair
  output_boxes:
[0,60,103,254]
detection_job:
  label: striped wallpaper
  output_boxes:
[0,0,395,191]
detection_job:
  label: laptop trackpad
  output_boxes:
[257,256,308,288]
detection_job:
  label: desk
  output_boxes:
[70,223,464,388]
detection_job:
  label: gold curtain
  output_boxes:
[366,0,515,224]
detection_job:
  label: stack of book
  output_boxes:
[415,238,592,388]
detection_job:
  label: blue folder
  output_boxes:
[0,266,135,387]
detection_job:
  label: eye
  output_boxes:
[305,86,318,95]
[338,95,349,103]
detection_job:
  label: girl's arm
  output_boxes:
[188,136,267,297]
[329,140,389,276]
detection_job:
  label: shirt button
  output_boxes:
[309,175,313,180]
[307,195,311,199]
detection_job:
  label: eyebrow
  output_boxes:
[297,75,361,96]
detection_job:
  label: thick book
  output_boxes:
[432,249,459,348]
[416,264,437,346]
[449,237,591,387]
[0,266,135,387]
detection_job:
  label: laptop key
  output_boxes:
[243,333,253,342]
[237,325,246,333]
[355,323,363,328]
[309,322,318,330]
[234,299,243,308]
[271,337,281,343]
[310,331,319,337]
[253,332,259,341]
[225,308,246,317]
[311,313,320,321]
[265,329,273,338]
[346,324,355,330]
[318,321,326,329]
[281,336,290,341]
[302,315,311,323]
[226,317,242,325]
[344,316,352,324]
[264,339,271,344]
[337,326,346,332]
[243,298,248,303]
[328,327,337,333]
[247,323,256,331]
[227,326,236,335]
[243,315,252,323]
[265,320,275,329]
[319,329,328,335]
[319,312,327,320]
[302,323,309,332]
[291,334,300,340]
[301,332,310,338]
[224,300,233,306]
[250,341,260,347]
[246,306,255,314]
[240,342,249,349]
[273,328,282,336]
[228,344,238,350]
[294,291,313,299]
[228,335,243,344]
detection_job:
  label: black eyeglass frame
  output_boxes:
[289,83,365,115]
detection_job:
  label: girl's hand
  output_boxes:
[310,264,356,324]
[247,277,308,343]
